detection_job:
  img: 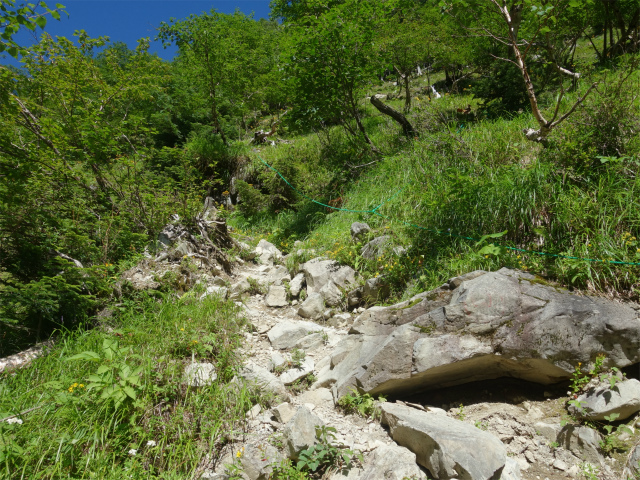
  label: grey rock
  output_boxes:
[325,268,640,397]
[623,442,640,479]
[239,443,282,480]
[361,236,392,260]
[255,239,282,264]
[380,402,507,480]
[358,443,428,480]
[347,287,363,309]
[500,457,523,480]
[238,364,290,404]
[289,273,305,298]
[297,388,335,409]
[265,285,288,307]
[557,424,603,463]
[362,277,390,304]
[238,241,257,260]
[184,362,217,387]
[301,259,356,294]
[269,352,286,372]
[320,280,344,307]
[534,422,562,443]
[230,278,251,300]
[200,286,228,300]
[350,222,371,241]
[569,378,640,421]
[272,402,297,424]
[267,265,291,285]
[298,293,325,320]
[280,358,314,385]
[267,320,325,350]
[283,406,325,460]
[295,332,326,351]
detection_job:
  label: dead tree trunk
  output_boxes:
[370,94,416,137]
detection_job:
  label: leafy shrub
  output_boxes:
[337,388,386,419]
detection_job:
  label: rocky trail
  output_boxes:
[194,232,640,480]
[3,215,640,480]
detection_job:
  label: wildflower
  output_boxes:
[146,440,157,447]
[128,449,137,456]
[6,418,23,425]
[180,328,185,331]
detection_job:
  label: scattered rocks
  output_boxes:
[356,443,428,480]
[201,285,229,300]
[238,364,289,404]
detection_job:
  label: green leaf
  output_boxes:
[122,386,137,399]
[35,15,46,28]
[51,10,60,20]
[478,244,507,256]
[67,351,101,361]
[475,230,507,246]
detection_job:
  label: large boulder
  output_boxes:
[556,424,603,464]
[569,378,640,421]
[350,222,371,241]
[360,236,392,260]
[322,268,640,398]
[301,259,356,294]
[380,403,509,480]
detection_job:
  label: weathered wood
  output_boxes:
[370,94,416,137]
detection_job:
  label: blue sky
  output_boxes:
[2,1,272,65]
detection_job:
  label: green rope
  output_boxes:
[257,155,640,267]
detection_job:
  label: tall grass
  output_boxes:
[0,292,257,479]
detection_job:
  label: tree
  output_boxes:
[285,0,388,151]
[446,0,597,142]
[158,10,277,145]
[0,0,66,57]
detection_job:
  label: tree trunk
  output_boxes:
[370,95,416,137]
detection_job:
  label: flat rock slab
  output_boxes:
[325,268,640,397]
[380,402,508,480]
[267,320,327,350]
[570,378,640,421]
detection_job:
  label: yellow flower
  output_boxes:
[180,328,185,331]
[79,384,85,388]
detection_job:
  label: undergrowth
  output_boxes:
[0,292,257,479]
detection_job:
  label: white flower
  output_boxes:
[6,418,23,425]
[128,449,137,456]
[146,440,157,447]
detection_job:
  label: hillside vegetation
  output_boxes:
[1,0,640,477]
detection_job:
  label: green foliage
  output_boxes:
[0,0,66,58]
[297,426,361,475]
[0,294,252,477]
[337,388,387,419]
[67,338,144,410]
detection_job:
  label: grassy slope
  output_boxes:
[234,64,640,300]
[0,290,258,479]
